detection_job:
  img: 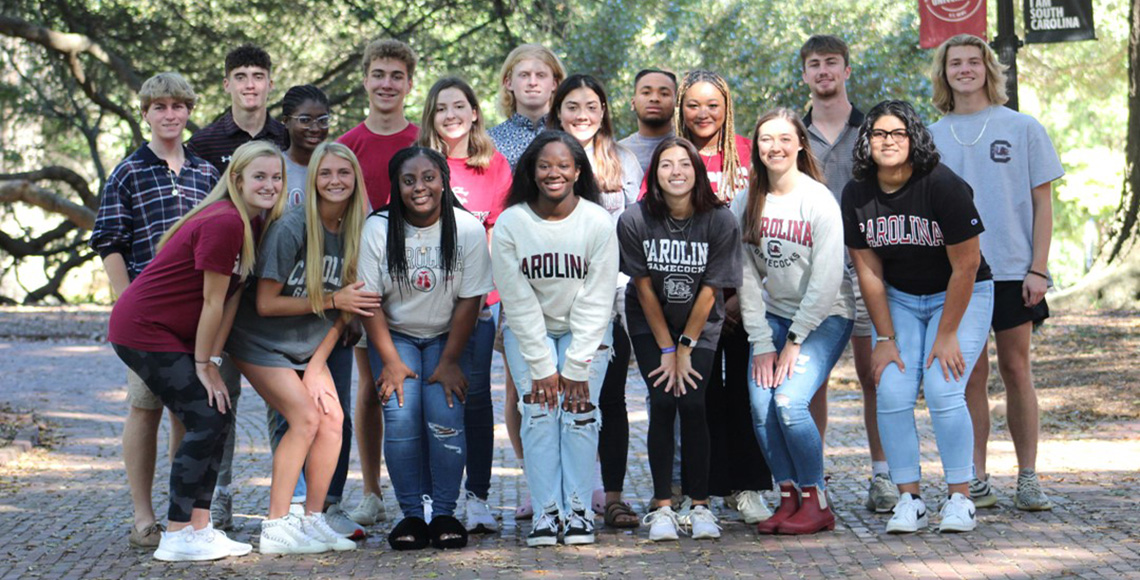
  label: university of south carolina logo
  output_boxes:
[411,267,436,292]
[923,0,984,22]
[663,274,694,303]
[990,140,1012,163]
[767,240,784,258]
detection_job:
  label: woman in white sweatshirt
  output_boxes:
[735,108,855,535]
[491,131,619,547]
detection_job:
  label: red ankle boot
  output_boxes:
[756,484,798,535]
[776,486,835,535]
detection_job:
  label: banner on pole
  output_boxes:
[1024,0,1096,43]
[918,0,988,49]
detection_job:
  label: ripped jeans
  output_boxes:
[748,314,853,490]
[368,331,470,520]
[502,323,612,521]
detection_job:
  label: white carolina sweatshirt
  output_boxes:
[492,198,620,382]
[732,176,855,354]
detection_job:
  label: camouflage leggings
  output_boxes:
[112,344,235,523]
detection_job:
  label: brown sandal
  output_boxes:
[604,501,640,528]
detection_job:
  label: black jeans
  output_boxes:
[112,343,235,523]
[632,335,715,502]
[706,325,773,496]
[597,319,632,493]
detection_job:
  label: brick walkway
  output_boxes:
[0,309,1138,578]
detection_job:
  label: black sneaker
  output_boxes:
[563,509,595,545]
[526,511,560,547]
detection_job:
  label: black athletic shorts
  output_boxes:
[992,280,1050,332]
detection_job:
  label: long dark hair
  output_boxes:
[744,108,824,245]
[852,100,940,182]
[643,136,722,220]
[383,147,462,292]
[505,131,601,208]
[547,74,623,192]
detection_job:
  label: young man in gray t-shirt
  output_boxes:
[619,68,677,176]
[929,34,1064,513]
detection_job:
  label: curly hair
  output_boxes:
[224,44,271,76]
[852,100,940,182]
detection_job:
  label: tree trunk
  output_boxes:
[1107,0,1140,262]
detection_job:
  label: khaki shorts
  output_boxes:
[126,356,242,410]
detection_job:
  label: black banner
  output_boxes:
[1024,0,1096,43]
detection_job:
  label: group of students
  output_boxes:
[92,31,1062,562]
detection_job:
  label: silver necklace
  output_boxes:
[949,106,993,147]
[666,214,692,239]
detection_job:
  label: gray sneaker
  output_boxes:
[970,476,999,509]
[1015,469,1053,511]
[211,489,234,530]
[865,473,900,513]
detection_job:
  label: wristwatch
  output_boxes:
[678,334,698,348]
[786,330,804,345]
[209,355,224,368]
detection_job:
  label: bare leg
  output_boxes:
[852,336,885,462]
[809,380,829,441]
[504,360,524,461]
[354,347,385,497]
[168,507,213,532]
[123,405,161,530]
[965,338,993,478]
[994,323,1038,471]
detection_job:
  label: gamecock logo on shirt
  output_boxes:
[412,268,436,292]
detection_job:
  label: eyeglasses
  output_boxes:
[870,129,909,142]
[291,115,331,129]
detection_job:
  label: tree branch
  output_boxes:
[0,166,96,208]
[0,181,96,230]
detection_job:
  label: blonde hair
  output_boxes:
[931,34,1009,114]
[158,141,286,280]
[303,143,368,319]
[676,70,744,199]
[139,72,196,113]
[496,44,566,118]
[361,38,418,78]
[417,76,496,169]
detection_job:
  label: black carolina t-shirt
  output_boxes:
[841,163,992,295]
[617,202,742,350]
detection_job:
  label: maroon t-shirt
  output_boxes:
[109,201,252,353]
[337,121,419,210]
[447,151,511,306]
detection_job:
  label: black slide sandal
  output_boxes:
[429,515,469,550]
[388,517,430,551]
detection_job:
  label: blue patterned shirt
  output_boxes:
[488,113,549,170]
[90,144,220,279]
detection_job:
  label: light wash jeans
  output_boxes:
[464,307,496,500]
[877,280,994,486]
[502,322,613,522]
[368,331,470,519]
[748,314,853,490]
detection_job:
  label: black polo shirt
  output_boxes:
[187,110,288,173]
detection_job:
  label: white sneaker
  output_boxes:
[152,526,230,562]
[348,492,387,525]
[204,524,253,556]
[465,491,499,533]
[688,505,721,539]
[325,504,366,539]
[259,514,329,554]
[939,493,977,533]
[288,503,304,517]
[886,493,929,534]
[643,506,681,541]
[303,513,357,551]
[734,490,773,523]
[563,509,596,545]
[526,511,560,547]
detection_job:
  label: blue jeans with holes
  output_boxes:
[748,314,853,490]
[463,307,495,500]
[266,342,354,503]
[502,322,612,521]
[367,331,469,519]
[877,280,994,486]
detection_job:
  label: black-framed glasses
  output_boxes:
[870,129,909,142]
[290,114,331,129]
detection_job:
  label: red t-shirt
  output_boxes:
[337,121,419,210]
[638,134,752,205]
[108,201,251,353]
[447,151,512,306]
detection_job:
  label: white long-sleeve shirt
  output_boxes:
[492,199,619,382]
[733,176,855,354]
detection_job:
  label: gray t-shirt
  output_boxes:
[284,155,308,208]
[617,202,742,350]
[930,105,1064,281]
[227,205,344,368]
[619,131,673,178]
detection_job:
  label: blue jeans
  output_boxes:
[266,341,354,503]
[748,314,853,489]
[463,307,495,500]
[502,323,612,521]
[368,331,469,519]
[877,280,994,486]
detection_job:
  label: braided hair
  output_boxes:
[676,70,744,199]
[384,147,462,293]
[281,84,329,119]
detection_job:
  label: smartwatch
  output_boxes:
[678,334,698,348]
[209,355,224,368]
[786,330,803,345]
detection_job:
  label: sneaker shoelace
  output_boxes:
[643,508,685,535]
[567,510,592,533]
[1018,474,1045,496]
[688,508,721,533]
[532,511,559,534]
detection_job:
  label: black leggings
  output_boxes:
[597,320,632,493]
[113,344,235,523]
[706,325,773,495]
[631,335,714,502]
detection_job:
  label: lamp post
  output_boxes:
[991,0,1022,110]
